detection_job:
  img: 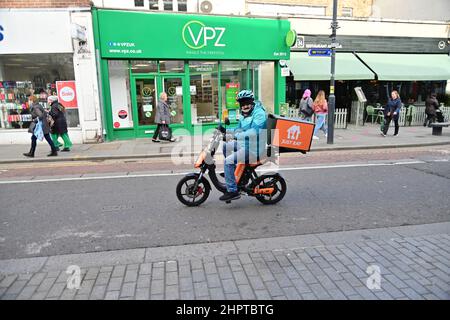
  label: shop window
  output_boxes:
[341,7,353,17]
[130,60,158,73]
[162,77,184,124]
[177,0,187,12]
[159,60,184,73]
[189,61,219,124]
[149,0,159,10]
[221,61,247,121]
[134,0,144,7]
[0,53,79,130]
[249,61,274,113]
[163,0,173,11]
[108,60,133,129]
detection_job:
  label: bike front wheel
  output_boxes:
[176,175,211,207]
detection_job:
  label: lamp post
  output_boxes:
[327,0,338,144]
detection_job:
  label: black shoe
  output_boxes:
[55,147,60,151]
[152,138,160,143]
[61,148,70,152]
[47,151,58,157]
[23,152,34,158]
[219,191,241,202]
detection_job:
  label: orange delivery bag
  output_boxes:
[267,114,315,154]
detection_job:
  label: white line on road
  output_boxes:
[0,160,427,185]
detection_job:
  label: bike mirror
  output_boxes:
[224,117,230,126]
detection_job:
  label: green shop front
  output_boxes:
[92,9,293,140]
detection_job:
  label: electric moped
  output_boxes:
[176,119,286,206]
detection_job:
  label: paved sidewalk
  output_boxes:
[1,222,449,300]
[1,124,449,164]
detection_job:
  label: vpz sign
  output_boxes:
[182,20,225,49]
[0,25,4,42]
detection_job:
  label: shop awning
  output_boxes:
[356,53,450,81]
[287,52,375,81]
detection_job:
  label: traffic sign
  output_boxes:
[308,48,332,56]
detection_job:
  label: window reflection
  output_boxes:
[221,61,247,120]
[130,60,157,73]
[189,61,219,124]
[159,60,184,73]
[250,61,274,113]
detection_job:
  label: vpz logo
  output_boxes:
[182,20,225,50]
[0,25,4,42]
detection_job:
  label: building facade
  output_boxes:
[92,8,293,140]
[285,15,450,122]
[2,0,448,145]
[0,0,102,144]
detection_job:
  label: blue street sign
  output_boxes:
[308,48,332,56]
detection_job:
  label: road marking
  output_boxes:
[0,160,427,185]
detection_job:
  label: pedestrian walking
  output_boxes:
[23,95,58,157]
[299,89,314,122]
[152,92,175,143]
[424,92,439,127]
[312,90,328,140]
[48,96,72,152]
[381,90,402,137]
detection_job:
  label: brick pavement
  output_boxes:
[0,222,449,300]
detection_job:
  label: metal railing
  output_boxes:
[286,106,348,129]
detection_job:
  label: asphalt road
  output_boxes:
[1,151,449,260]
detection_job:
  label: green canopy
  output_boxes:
[356,53,450,81]
[287,52,375,81]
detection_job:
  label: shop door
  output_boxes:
[133,77,158,127]
[161,76,185,125]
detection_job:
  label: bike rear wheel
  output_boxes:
[254,174,287,205]
[176,175,211,207]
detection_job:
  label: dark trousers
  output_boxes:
[383,115,399,135]
[30,134,57,154]
[424,114,436,127]
[152,124,163,139]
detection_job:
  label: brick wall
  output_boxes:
[246,0,373,17]
[0,0,92,8]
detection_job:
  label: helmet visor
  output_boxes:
[238,98,254,107]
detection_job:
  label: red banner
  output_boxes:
[56,81,78,109]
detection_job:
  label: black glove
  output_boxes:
[218,124,226,134]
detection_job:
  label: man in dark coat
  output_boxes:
[23,95,58,157]
[424,93,439,127]
[48,96,73,151]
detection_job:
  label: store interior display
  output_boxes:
[0,53,80,130]
[0,81,52,129]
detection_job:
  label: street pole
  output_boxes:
[327,0,338,144]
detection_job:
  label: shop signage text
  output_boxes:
[97,10,290,60]
[0,25,4,42]
[182,21,226,50]
[56,81,78,109]
[308,48,332,56]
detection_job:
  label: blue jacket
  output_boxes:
[230,101,267,156]
[384,98,402,117]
